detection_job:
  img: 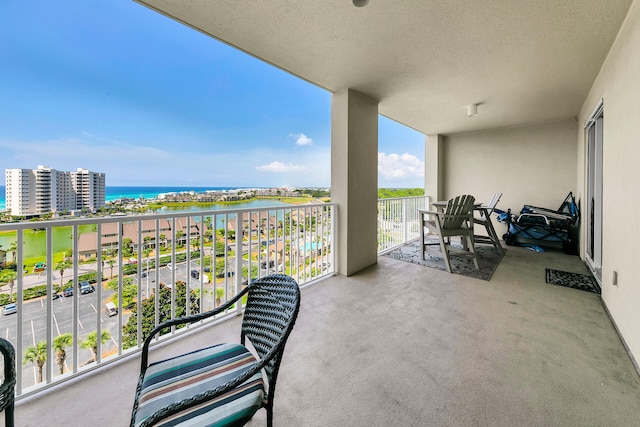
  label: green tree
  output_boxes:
[215,287,225,307]
[81,331,111,362]
[122,238,134,257]
[105,258,115,279]
[23,341,48,383]
[176,230,185,247]
[215,241,227,255]
[8,241,17,262]
[143,247,152,269]
[55,260,71,287]
[106,277,138,308]
[0,269,17,302]
[53,333,73,374]
[122,281,200,350]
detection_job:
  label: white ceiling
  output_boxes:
[136,0,632,136]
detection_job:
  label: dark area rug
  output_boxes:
[545,268,601,294]
[383,240,504,281]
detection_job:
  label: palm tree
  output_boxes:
[176,230,185,247]
[23,341,47,383]
[0,269,17,302]
[107,259,115,279]
[81,331,111,362]
[8,241,17,263]
[53,333,73,374]
[143,248,152,269]
[55,260,71,288]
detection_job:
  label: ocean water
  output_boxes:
[0,185,255,211]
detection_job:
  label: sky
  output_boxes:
[0,1,425,189]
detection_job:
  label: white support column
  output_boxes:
[331,89,378,276]
[425,133,444,202]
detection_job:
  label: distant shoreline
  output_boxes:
[0,185,329,210]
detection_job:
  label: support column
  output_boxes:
[331,89,378,276]
[425,133,444,202]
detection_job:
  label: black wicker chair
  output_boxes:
[131,274,300,427]
[0,338,16,427]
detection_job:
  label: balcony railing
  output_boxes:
[0,202,335,397]
[377,196,429,254]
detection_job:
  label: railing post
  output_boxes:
[403,198,409,245]
[235,212,243,316]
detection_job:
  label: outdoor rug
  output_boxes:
[545,268,601,294]
[383,239,504,281]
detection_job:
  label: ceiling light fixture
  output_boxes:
[353,0,369,7]
[467,104,478,117]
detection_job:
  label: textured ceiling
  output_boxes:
[136,0,632,136]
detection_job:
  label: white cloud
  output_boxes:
[289,133,313,146]
[256,161,307,173]
[378,152,424,180]
[0,134,331,187]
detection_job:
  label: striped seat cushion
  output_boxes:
[134,342,265,427]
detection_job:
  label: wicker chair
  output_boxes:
[130,274,301,427]
[0,338,16,427]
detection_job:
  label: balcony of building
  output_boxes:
[3,0,640,424]
[13,241,640,426]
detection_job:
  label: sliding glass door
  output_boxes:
[585,102,603,280]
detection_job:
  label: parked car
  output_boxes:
[51,292,61,300]
[63,288,74,297]
[3,303,17,316]
[190,269,200,279]
[104,302,118,317]
[166,263,173,270]
[80,281,95,294]
[260,260,275,269]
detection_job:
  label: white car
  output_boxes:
[3,303,17,316]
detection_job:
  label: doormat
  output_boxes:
[545,268,600,294]
[383,240,504,281]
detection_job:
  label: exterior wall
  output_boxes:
[578,0,640,366]
[331,89,379,276]
[6,169,37,215]
[441,119,578,236]
[424,133,444,202]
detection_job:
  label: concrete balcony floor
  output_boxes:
[15,245,640,426]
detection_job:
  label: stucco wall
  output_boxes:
[331,89,379,276]
[578,0,640,366]
[441,119,578,237]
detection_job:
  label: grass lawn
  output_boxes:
[0,224,95,271]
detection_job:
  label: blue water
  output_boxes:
[105,186,246,201]
[0,185,261,210]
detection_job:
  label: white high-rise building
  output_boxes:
[5,166,106,216]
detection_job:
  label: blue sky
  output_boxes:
[0,1,424,188]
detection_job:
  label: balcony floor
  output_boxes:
[15,245,640,426]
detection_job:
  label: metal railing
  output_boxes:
[0,202,335,397]
[377,196,430,254]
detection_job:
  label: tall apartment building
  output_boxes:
[5,166,106,216]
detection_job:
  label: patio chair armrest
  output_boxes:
[418,209,439,215]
